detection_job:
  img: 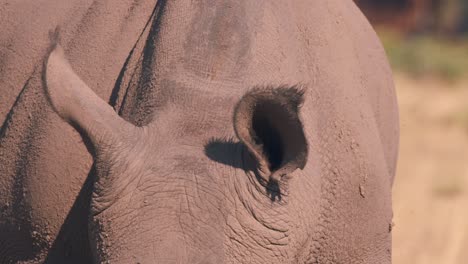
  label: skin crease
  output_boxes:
[0,0,399,263]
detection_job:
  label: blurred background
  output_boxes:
[353,1,468,263]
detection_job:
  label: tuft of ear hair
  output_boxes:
[233,86,308,183]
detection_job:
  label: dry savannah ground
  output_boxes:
[392,74,468,264]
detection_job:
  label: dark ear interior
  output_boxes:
[234,86,308,181]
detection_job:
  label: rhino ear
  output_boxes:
[233,86,308,182]
[44,44,136,149]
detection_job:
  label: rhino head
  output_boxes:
[44,34,395,262]
[45,44,316,263]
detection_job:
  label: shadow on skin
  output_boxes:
[204,138,244,169]
[43,167,94,263]
[204,138,282,202]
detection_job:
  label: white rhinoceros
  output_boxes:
[0,0,398,263]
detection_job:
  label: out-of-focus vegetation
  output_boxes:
[355,0,468,35]
[354,0,468,81]
[377,30,468,80]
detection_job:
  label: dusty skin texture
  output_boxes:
[0,0,399,263]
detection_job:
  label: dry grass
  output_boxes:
[392,74,468,264]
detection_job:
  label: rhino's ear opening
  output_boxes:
[234,86,308,182]
[44,44,136,150]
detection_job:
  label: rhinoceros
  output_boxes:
[0,0,399,263]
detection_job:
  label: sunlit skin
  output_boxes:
[0,1,398,263]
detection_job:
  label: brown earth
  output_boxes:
[392,74,468,264]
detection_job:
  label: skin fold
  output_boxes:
[0,0,399,263]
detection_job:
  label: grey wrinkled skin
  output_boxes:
[0,0,399,263]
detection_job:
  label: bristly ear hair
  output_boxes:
[233,85,308,183]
